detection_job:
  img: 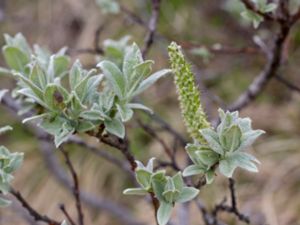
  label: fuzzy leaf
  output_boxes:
[123,188,148,195]
[183,165,206,177]
[176,187,199,203]
[104,118,125,138]
[157,201,173,225]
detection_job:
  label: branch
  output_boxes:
[60,147,84,225]
[275,75,300,93]
[59,204,76,225]
[228,21,291,111]
[10,188,61,225]
[240,0,275,21]
[212,179,250,224]
[142,0,162,57]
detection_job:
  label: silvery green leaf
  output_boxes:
[0,89,8,101]
[163,189,180,203]
[172,172,184,192]
[127,103,153,114]
[22,113,49,124]
[176,187,199,203]
[44,84,69,111]
[196,150,219,167]
[47,55,70,80]
[39,116,67,135]
[29,62,47,89]
[133,69,172,96]
[182,165,206,177]
[116,104,133,122]
[217,109,233,134]
[0,126,12,135]
[185,143,206,166]
[241,10,264,28]
[15,73,44,100]
[146,157,155,172]
[200,128,224,155]
[77,121,96,133]
[238,129,265,151]
[231,152,259,173]
[54,123,74,148]
[74,70,97,102]
[237,117,252,132]
[220,125,242,152]
[0,67,11,76]
[123,188,148,195]
[104,118,125,138]
[136,169,152,190]
[205,169,215,184]
[84,75,103,103]
[2,46,29,72]
[151,171,167,201]
[61,220,68,225]
[0,197,11,207]
[97,61,125,98]
[127,60,154,95]
[262,3,277,13]
[17,88,47,108]
[9,33,31,56]
[96,0,120,14]
[123,43,143,82]
[80,110,105,121]
[157,201,173,225]
[69,60,82,90]
[219,157,236,178]
[6,152,24,173]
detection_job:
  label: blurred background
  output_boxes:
[0,0,300,224]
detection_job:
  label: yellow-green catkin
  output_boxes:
[168,42,210,143]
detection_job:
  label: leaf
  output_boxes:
[176,187,199,203]
[116,103,133,122]
[47,55,70,80]
[232,152,259,173]
[220,125,242,152]
[182,165,206,177]
[22,113,49,124]
[205,170,215,184]
[2,46,29,72]
[0,197,11,208]
[196,149,219,167]
[15,73,44,100]
[123,188,148,195]
[76,121,96,133]
[97,61,126,98]
[54,123,74,148]
[44,84,69,111]
[127,103,153,114]
[200,128,224,155]
[151,171,167,201]
[133,69,172,96]
[17,88,47,107]
[241,10,264,28]
[69,60,82,90]
[104,118,125,138]
[0,67,11,76]
[0,89,8,101]
[123,43,143,82]
[136,169,152,190]
[238,129,265,151]
[61,220,68,225]
[157,201,173,225]
[172,172,184,192]
[0,126,12,135]
[96,0,120,14]
[80,110,105,121]
[29,62,47,89]
[219,157,236,178]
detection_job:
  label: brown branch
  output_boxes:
[228,21,291,111]
[10,187,61,225]
[59,204,76,225]
[212,179,250,224]
[60,147,84,225]
[275,75,300,93]
[142,0,161,57]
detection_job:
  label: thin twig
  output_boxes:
[10,187,61,225]
[275,75,300,93]
[59,204,76,225]
[142,0,161,57]
[60,147,84,225]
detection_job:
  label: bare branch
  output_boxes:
[10,188,61,225]
[228,22,291,111]
[142,0,162,57]
[60,147,85,225]
[59,204,76,225]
